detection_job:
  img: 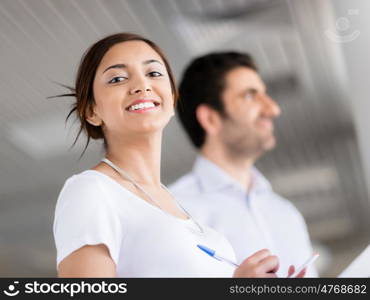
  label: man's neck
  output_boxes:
[200,143,255,192]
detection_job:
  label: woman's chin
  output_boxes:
[130,119,170,134]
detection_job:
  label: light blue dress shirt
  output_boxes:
[169,155,318,277]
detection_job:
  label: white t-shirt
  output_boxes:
[53,170,235,277]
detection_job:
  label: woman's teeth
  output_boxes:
[128,102,156,111]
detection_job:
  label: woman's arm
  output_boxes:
[58,244,116,277]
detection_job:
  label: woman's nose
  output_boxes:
[129,77,152,95]
[129,87,151,95]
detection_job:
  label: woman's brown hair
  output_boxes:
[53,33,178,156]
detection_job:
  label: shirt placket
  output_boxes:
[246,190,277,254]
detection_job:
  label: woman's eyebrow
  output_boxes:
[103,63,127,73]
[103,59,163,74]
[143,59,163,66]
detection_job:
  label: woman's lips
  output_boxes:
[126,99,160,111]
[127,105,160,113]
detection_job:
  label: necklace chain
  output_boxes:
[102,157,204,234]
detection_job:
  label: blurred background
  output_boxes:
[0,0,369,277]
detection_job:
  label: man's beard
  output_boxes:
[219,117,276,160]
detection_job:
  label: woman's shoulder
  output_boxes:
[60,170,105,194]
[67,169,108,181]
[55,170,107,209]
[61,169,128,193]
[56,169,137,210]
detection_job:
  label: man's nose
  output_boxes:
[261,95,281,117]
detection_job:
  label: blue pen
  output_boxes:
[197,244,239,268]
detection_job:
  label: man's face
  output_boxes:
[218,66,281,159]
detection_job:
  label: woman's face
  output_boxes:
[91,41,174,140]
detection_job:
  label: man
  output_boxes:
[170,52,318,277]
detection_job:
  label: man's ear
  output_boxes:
[85,104,103,126]
[196,104,222,136]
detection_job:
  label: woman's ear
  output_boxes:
[170,106,175,118]
[196,104,222,136]
[171,97,176,117]
[85,104,103,126]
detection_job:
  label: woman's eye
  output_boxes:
[108,76,126,84]
[148,71,163,77]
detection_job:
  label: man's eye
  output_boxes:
[148,71,163,77]
[108,77,126,84]
[244,93,255,101]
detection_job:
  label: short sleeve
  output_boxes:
[53,173,123,269]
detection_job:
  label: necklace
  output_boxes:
[101,157,204,235]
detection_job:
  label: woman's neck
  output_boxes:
[104,132,162,187]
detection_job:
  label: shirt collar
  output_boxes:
[193,155,272,194]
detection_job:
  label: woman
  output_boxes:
[53,33,302,277]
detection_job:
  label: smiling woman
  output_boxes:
[52,32,289,278]
[59,33,178,154]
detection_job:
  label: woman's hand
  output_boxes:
[233,249,279,278]
[287,265,306,278]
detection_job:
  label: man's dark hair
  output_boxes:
[177,52,257,149]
